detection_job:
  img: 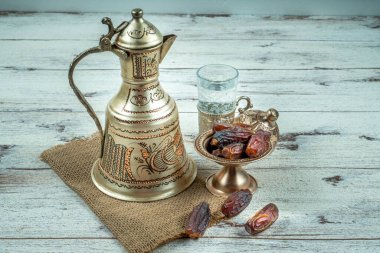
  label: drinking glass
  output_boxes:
[197,64,251,133]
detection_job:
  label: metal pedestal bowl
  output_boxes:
[194,108,279,196]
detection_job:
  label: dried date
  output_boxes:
[245,203,279,235]
[222,143,244,160]
[245,130,271,158]
[185,202,211,238]
[221,190,253,218]
[213,122,252,132]
[213,123,234,132]
[234,123,253,130]
[210,126,252,148]
[211,148,223,157]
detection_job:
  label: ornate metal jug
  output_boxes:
[68,8,197,201]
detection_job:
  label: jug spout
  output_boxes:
[160,34,177,63]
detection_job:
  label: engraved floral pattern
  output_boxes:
[101,129,186,181]
[136,129,185,176]
[132,51,159,79]
[130,95,149,106]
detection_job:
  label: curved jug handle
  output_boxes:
[68,47,105,139]
[236,96,253,114]
[68,17,128,157]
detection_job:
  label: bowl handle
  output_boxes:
[236,96,253,114]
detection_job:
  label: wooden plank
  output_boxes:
[2,0,380,16]
[1,13,380,42]
[0,69,379,113]
[0,111,380,169]
[1,168,379,239]
[0,40,379,71]
[2,238,380,253]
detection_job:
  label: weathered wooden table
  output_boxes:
[1,12,380,252]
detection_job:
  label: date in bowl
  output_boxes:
[195,108,279,196]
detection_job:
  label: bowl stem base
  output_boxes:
[205,165,257,196]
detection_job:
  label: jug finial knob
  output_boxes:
[131,8,143,18]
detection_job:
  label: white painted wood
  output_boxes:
[2,238,380,253]
[1,40,379,71]
[1,168,379,239]
[0,12,380,253]
[1,111,380,169]
[1,69,379,113]
[1,0,380,16]
[1,13,380,42]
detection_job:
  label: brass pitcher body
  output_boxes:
[68,9,197,201]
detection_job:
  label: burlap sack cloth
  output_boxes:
[40,133,226,253]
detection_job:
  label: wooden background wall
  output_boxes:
[0,0,380,15]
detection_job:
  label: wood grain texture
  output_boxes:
[0,11,379,253]
[1,13,380,42]
[0,111,380,169]
[1,69,379,113]
[2,238,380,253]
[2,0,380,16]
[1,168,379,239]
[1,40,379,70]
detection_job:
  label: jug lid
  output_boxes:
[115,8,163,50]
